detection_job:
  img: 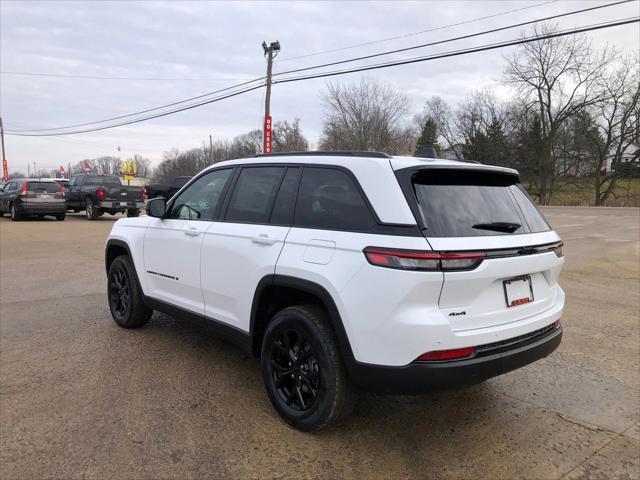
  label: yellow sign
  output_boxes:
[120,160,137,181]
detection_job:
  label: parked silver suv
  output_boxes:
[0,179,66,221]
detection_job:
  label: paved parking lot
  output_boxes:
[1,207,638,479]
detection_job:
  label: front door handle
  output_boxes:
[184,227,200,237]
[252,234,277,245]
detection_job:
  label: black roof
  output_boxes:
[250,151,391,159]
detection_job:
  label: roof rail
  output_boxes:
[453,158,482,164]
[250,150,391,159]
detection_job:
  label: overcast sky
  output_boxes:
[1,0,638,174]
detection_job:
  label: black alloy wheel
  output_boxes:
[261,305,356,432]
[109,265,130,319]
[269,329,321,411]
[107,256,152,328]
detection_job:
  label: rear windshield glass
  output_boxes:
[411,169,550,237]
[26,182,60,193]
[84,176,121,186]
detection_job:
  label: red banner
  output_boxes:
[83,161,91,172]
[264,115,272,154]
[2,159,8,182]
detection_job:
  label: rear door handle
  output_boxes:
[252,234,277,245]
[184,227,200,237]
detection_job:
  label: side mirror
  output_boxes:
[146,197,166,218]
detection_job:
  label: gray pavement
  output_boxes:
[1,207,638,479]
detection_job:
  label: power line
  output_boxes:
[5,16,637,137]
[273,18,638,85]
[0,71,256,81]
[5,77,265,133]
[6,83,266,136]
[272,0,634,78]
[278,0,560,63]
[5,1,630,135]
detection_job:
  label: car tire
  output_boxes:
[127,209,140,218]
[10,203,21,221]
[56,213,66,221]
[85,198,99,220]
[107,255,152,328]
[261,305,356,432]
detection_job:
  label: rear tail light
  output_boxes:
[553,242,564,258]
[96,187,105,201]
[415,347,477,362]
[141,187,147,202]
[18,181,28,196]
[55,181,65,197]
[363,247,485,271]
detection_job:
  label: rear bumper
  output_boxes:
[18,203,67,215]
[98,201,145,210]
[348,323,562,394]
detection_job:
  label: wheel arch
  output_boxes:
[250,275,356,366]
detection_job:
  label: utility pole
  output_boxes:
[209,134,214,164]
[262,40,280,154]
[0,117,8,181]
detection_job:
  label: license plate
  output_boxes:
[120,202,128,206]
[503,275,534,307]
[39,194,51,199]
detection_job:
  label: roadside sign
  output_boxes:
[120,159,137,182]
[2,159,8,182]
[264,115,272,154]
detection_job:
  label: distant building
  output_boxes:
[604,142,640,175]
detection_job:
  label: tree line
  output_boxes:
[16,25,637,206]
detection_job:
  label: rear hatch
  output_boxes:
[24,181,65,206]
[400,166,563,332]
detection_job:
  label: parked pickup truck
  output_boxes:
[66,174,146,220]
[145,176,191,200]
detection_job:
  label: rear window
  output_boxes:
[84,176,121,186]
[26,182,60,193]
[411,169,550,237]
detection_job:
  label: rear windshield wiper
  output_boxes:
[472,222,521,233]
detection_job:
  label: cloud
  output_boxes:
[1,0,637,172]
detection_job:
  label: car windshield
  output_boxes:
[411,169,550,237]
[26,182,60,193]
[84,176,121,186]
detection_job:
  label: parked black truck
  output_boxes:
[66,174,146,220]
[145,176,191,200]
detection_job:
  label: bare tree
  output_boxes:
[504,24,614,204]
[273,118,309,153]
[417,96,461,158]
[131,154,152,178]
[319,78,412,153]
[584,55,640,205]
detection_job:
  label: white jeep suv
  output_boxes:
[105,151,564,431]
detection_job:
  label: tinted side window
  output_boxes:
[294,167,375,231]
[226,167,285,224]
[169,168,232,220]
[512,185,550,233]
[270,168,300,225]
